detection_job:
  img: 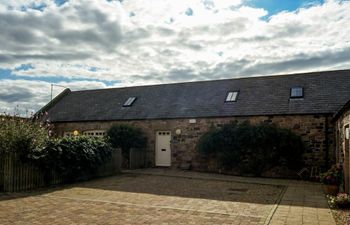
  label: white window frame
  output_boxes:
[123,97,137,107]
[225,91,239,102]
[83,130,106,137]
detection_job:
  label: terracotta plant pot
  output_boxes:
[323,184,339,196]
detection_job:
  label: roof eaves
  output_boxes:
[34,88,71,119]
[49,112,334,123]
[332,99,350,121]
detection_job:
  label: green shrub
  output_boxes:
[197,121,305,176]
[0,116,49,159]
[30,136,114,182]
[107,124,147,155]
[0,116,115,183]
[197,126,223,155]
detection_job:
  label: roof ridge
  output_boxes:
[71,69,350,93]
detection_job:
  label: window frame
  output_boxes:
[83,130,106,137]
[225,91,239,102]
[123,97,137,107]
[63,132,73,137]
[290,87,304,99]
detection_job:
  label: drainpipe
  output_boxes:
[325,115,329,169]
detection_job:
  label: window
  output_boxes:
[158,131,170,136]
[63,132,73,137]
[123,97,137,107]
[290,87,304,98]
[225,91,239,102]
[83,130,106,137]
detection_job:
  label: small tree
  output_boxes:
[0,115,49,159]
[107,124,147,167]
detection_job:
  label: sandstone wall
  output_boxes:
[335,110,350,165]
[53,114,334,171]
[334,109,350,193]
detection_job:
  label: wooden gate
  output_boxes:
[129,148,146,169]
[0,156,4,191]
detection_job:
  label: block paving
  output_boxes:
[0,169,336,225]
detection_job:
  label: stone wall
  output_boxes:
[335,110,350,164]
[53,114,334,171]
[335,109,350,193]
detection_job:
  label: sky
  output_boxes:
[0,0,350,116]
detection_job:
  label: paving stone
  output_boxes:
[0,169,337,225]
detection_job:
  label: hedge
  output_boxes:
[29,136,114,182]
[197,121,305,176]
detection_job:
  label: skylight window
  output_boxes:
[225,91,239,102]
[290,87,304,98]
[123,97,137,107]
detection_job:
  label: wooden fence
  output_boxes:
[96,149,122,177]
[129,148,146,169]
[0,149,121,192]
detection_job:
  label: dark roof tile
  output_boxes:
[46,69,350,122]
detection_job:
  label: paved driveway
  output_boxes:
[0,169,336,225]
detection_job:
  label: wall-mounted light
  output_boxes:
[73,130,79,136]
[175,129,182,135]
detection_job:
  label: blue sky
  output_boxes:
[0,0,350,115]
[249,0,325,15]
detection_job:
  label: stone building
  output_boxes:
[39,69,350,175]
[333,100,350,193]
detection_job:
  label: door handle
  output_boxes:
[161,149,166,151]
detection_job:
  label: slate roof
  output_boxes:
[333,99,350,121]
[45,69,350,122]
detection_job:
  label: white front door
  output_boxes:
[155,131,171,166]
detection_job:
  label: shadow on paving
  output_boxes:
[0,182,79,202]
[47,173,286,205]
[0,172,328,209]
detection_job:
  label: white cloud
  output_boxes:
[0,79,111,116]
[0,0,350,113]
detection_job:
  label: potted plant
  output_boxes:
[320,165,343,196]
[334,193,350,208]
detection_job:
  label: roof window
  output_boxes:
[290,87,304,98]
[225,91,239,102]
[123,97,137,107]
